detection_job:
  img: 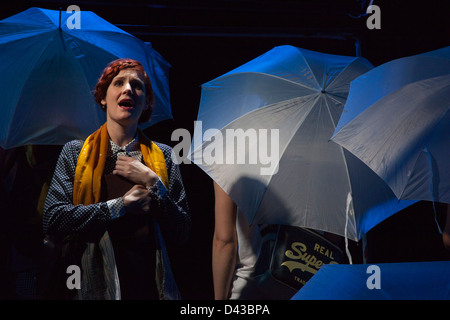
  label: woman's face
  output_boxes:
[101,68,148,127]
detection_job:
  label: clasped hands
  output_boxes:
[113,155,159,214]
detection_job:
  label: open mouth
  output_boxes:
[118,99,135,109]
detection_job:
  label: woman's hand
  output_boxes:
[122,185,152,215]
[113,155,159,187]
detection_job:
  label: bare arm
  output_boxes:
[212,182,238,300]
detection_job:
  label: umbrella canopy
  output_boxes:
[332,47,450,204]
[291,261,450,300]
[189,45,415,241]
[0,7,172,149]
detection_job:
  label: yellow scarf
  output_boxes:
[73,123,169,205]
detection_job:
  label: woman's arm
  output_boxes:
[42,140,115,236]
[212,182,238,300]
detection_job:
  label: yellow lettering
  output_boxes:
[323,249,334,259]
[294,276,307,285]
[283,241,341,275]
[306,254,317,266]
[313,243,336,259]
[314,243,320,252]
[285,242,306,259]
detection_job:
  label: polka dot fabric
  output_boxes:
[42,137,191,243]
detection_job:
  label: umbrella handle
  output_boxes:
[344,192,354,264]
[425,147,443,234]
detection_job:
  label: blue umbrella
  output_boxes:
[292,261,450,300]
[0,7,172,149]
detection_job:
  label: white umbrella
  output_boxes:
[188,45,415,241]
[332,46,450,204]
[0,7,172,149]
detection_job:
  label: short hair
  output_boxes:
[94,58,154,123]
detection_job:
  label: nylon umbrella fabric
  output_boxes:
[188,45,415,241]
[0,7,172,149]
[291,261,450,300]
[331,46,450,204]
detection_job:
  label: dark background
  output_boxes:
[1,0,449,300]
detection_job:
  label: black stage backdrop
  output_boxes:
[1,0,449,302]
